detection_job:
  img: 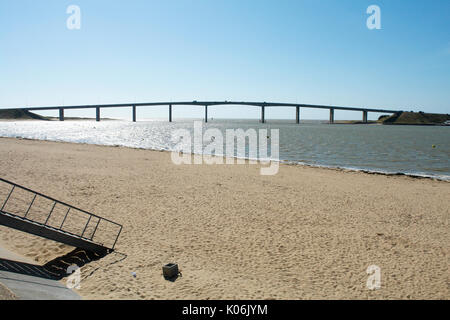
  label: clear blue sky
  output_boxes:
[0,0,448,120]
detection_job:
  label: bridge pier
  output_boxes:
[96,107,100,122]
[261,106,265,123]
[132,106,136,122]
[59,108,64,121]
[296,106,300,124]
[205,105,208,123]
[169,104,172,122]
[329,108,334,124]
[363,110,368,123]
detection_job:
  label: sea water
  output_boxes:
[0,119,448,180]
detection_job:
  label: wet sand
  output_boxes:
[0,137,448,299]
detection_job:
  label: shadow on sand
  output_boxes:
[0,248,123,281]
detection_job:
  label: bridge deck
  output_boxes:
[0,100,402,114]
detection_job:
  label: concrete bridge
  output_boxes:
[9,101,402,123]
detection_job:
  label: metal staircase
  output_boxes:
[0,178,122,254]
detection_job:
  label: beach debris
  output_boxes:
[163,263,180,280]
[131,272,137,278]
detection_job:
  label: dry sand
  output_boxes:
[0,283,16,300]
[0,137,448,299]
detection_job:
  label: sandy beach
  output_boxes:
[0,137,448,299]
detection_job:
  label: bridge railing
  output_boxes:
[0,178,122,250]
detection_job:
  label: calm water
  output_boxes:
[0,119,449,180]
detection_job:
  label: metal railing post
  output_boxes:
[81,215,92,238]
[91,218,101,240]
[112,225,123,249]
[1,185,15,211]
[60,208,70,229]
[44,201,57,225]
[24,194,37,218]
